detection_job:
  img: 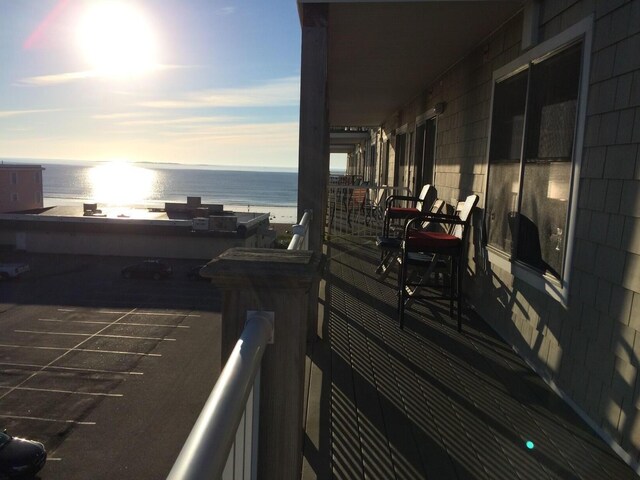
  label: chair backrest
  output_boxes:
[351,187,367,207]
[419,198,446,231]
[451,194,479,239]
[372,186,387,206]
[416,184,436,212]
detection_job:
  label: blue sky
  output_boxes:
[0,0,306,168]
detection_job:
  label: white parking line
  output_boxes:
[0,307,140,402]
[57,309,76,312]
[0,344,161,356]
[96,310,201,317]
[0,386,123,397]
[0,361,143,375]
[39,318,190,329]
[0,414,95,425]
[15,330,176,341]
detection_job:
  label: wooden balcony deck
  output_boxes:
[302,237,638,479]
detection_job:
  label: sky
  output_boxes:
[0,0,317,169]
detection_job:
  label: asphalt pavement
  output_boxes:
[0,252,222,479]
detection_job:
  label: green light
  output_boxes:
[526,440,535,450]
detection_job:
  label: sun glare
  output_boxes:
[89,161,156,205]
[77,2,158,77]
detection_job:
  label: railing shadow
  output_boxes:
[301,237,635,479]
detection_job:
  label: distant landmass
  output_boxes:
[0,157,298,173]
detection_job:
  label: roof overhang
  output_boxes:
[330,130,371,153]
[299,0,525,128]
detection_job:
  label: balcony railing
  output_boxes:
[288,210,312,250]
[167,311,273,480]
[326,184,409,237]
[169,210,322,480]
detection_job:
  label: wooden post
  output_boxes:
[201,248,324,480]
[298,3,329,254]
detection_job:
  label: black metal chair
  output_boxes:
[381,184,436,238]
[398,194,479,331]
[376,198,444,280]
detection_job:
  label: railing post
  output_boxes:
[201,248,324,480]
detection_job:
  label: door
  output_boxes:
[414,118,436,193]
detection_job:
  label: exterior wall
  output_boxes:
[366,0,640,463]
[1,230,246,259]
[0,217,275,259]
[0,165,44,213]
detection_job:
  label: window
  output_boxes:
[10,172,17,185]
[485,18,591,301]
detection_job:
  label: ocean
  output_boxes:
[39,162,299,224]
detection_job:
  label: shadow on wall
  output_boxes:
[467,180,640,463]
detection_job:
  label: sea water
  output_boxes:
[39,163,299,224]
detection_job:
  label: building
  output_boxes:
[0,164,44,213]
[0,199,275,259]
[298,0,640,467]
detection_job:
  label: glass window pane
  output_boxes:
[486,70,528,254]
[519,43,582,277]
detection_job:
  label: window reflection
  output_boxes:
[486,42,582,279]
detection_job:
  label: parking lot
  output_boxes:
[0,252,222,479]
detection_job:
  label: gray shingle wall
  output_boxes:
[376,0,640,462]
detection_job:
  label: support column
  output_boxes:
[201,248,324,480]
[298,3,329,254]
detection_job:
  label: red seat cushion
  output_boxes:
[388,207,420,218]
[407,231,461,249]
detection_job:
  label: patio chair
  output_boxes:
[398,194,479,331]
[375,198,444,280]
[382,184,436,238]
[346,186,369,227]
[364,187,388,226]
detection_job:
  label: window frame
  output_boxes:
[483,16,593,306]
[414,107,439,191]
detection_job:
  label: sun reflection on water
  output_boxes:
[89,162,156,205]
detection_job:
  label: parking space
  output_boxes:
[0,253,222,479]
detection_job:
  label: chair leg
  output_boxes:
[380,213,389,264]
[399,251,407,329]
[456,257,463,333]
[449,258,454,318]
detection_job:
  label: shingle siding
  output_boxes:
[346,0,640,464]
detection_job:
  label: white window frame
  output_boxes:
[483,16,593,306]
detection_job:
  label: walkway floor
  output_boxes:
[302,237,638,479]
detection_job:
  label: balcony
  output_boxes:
[172,209,638,478]
[300,235,638,479]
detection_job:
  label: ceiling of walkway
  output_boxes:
[323,1,525,127]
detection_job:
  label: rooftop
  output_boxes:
[1,203,271,231]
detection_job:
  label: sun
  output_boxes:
[77,2,158,77]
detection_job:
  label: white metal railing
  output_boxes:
[287,209,312,250]
[168,311,274,480]
[326,185,410,237]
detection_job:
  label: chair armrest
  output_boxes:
[425,212,460,220]
[404,214,464,235]
[385,194,420,209]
